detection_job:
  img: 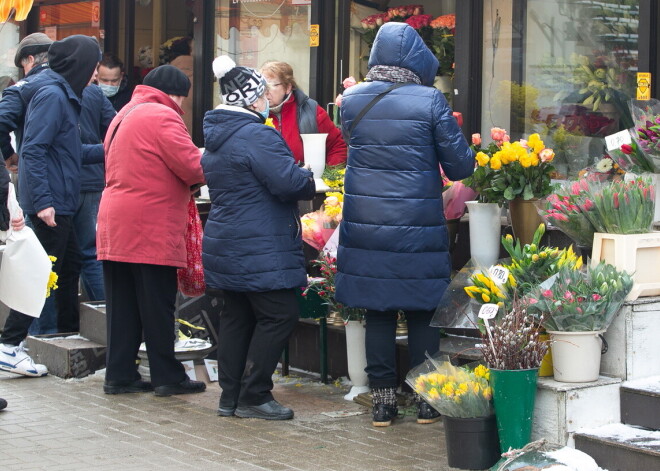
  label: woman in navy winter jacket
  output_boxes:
[202,56,315,421]
[335,22,475,427]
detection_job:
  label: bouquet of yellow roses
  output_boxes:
[406,355,493,418]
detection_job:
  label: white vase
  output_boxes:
[343,319,369,401]
[465,200,501,269]
[300,133,328,188]
[548,330,605,383]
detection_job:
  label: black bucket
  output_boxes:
[442,414,501,470]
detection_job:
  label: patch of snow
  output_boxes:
[35,334,89,342]
[579,423,660,448]
[623,375,660,394]
[545,447,605,471]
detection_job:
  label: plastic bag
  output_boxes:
[0,184,51,317]
[177,196,206,297]
[405,354,493,419]
[495,440,605,470]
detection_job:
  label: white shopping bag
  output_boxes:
[0,184,51,317]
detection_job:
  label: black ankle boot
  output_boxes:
[415,393,441,424]
[372,387,398,427]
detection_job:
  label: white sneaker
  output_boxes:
[0,343,48,377]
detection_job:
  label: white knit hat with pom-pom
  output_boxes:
[212,55,266,107]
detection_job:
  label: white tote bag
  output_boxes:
[0,184,51,317]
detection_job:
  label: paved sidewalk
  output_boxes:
[0,369,460,471]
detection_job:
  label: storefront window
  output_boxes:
[0,22,21,91]
[39,1,103,46]
[213,0,312,107]
[482,0,639,178]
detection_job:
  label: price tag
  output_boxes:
[605,130,632,151]
[488,265,509,286]
[478,303,499,320]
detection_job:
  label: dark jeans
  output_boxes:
[217,289,299,407]
[365,309,440,389]
[1,214,81,346]
[73,191,104,301]
[103,261,186,387]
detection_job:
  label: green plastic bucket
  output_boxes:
[490,368,539,453]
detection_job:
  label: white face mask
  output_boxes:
[99,83,120,97]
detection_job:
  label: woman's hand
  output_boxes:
[10,209,25,231]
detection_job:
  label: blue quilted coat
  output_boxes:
[201,105,315,292]
[335,22,475,312]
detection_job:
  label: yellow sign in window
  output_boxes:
[310,24,319,47]
[637,72,651,101]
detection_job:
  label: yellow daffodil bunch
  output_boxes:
[46,255,58,298]
[322,164,346,191]
[406,358,493,418]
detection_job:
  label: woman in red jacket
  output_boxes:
[97,65,206,397]
[260,61,346,166]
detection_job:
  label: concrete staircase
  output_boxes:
[574,376,660,470]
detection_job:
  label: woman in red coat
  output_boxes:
[97,65,206,397]
[260,61,347,166]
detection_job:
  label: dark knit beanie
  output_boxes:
[212,55,266,107]
[49,35,102,98]
[14,33,53,67]
[143,65,191,97]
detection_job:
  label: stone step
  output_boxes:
[79,301,106,345]
[532,376,622,446]
[25,333,106,379]
[574,423,660,471]
[620,376,660,431]
[601,297,660,381]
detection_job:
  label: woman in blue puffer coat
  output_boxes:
[202,56,315,421]
[335,22,475,427]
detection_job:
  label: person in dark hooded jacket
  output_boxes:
[202,56,315,421]
[335,22,475,427]
[0,35,101,378]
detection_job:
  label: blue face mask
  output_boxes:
[258,99,270,120]
[99,83,119,97]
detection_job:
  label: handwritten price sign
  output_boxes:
[489,265,509,286]
[605,130,632,152]
[478,303,499,320]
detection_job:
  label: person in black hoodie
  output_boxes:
[0,35,101,378]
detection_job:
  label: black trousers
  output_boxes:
[217,289,299,407]
[1,214,81,346]
[365,309,440,389]
[103,261,186,387]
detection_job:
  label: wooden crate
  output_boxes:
[592,232,660,301]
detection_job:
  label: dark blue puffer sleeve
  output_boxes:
[248,126,316,202]
[431,92,475,181]
[0,87,24,160]
[82,143,104,165]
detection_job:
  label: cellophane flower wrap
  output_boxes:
[577,177,655,234]
[405,355,493,418]
[303,252,365,321]
[630,99,660,172]
[526,262,633,332]
[536,182,597,247]
[463,224,583,319]
[616,137,655,173]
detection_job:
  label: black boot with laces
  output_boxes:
[371,387,398,427]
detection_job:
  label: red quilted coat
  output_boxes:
[268,91,347,166]
[97,85,204,268]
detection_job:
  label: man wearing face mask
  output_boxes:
[0,35,102,377]
[202,56,315,420]
[97,54,132,112]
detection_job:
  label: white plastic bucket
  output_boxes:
[548,330,605,383]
